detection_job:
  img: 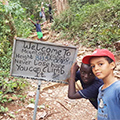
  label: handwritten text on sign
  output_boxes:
[10,38,77,82]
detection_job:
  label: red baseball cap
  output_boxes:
[82,49,115,64]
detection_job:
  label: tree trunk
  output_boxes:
[52,0,69,16]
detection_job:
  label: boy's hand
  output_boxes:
[70,62,79,79]
[28,18,31,20]
[71,62,79,73]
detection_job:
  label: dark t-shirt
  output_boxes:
[35,23,41,32]
[49,6,52,14]
[75,70,104,109]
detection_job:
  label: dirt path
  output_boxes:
[1,80,97,120]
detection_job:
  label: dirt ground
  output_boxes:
[0,80,97,120]
[1,23,120,120]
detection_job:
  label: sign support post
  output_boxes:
[33,80,41,120]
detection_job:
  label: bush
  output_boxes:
[52,0,120,50]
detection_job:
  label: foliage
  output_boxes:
[0,70,28,113]
[0,105,8,113]
[0,71,28,93]
[0,1,33,39]
[8,113,15,118]
[19,0,42,18]
[0,1,33,72]
[52,0,120,50]
[19,0,51,20]
[0,0,34,71]
[68,0,99,6]
[29,98,35,103]
[0,40,12,71]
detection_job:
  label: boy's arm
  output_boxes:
[28,18,35,25]
[46,3,49,6]
[68,62,82,99]
[41,21,47,25]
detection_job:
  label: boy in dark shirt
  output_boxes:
[28,18,45,41]
[68,62,103,109]
[46,3,53,22]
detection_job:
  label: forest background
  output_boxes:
[0,0,120,114]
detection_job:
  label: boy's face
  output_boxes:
[80,64,95,84]
[37,21,40,24]
[90,57,115,79]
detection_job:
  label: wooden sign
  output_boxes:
[10,38,78,83]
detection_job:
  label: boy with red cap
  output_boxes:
[82,49,120,120]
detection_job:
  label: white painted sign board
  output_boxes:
[10,38,78,83]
